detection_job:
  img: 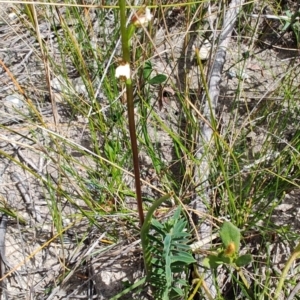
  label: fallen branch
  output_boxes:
[191,0,245,296]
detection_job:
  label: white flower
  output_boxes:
[193,41,211,60]
[145,7,153,22]
[131,7,153,27]
[198,45,210,60]
[115,63,131,79]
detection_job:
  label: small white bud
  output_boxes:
[194,41,211,60]
[198,45,210,60]
[115,63,131,79]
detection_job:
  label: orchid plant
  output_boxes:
[116,2,153,227]
[115,2,195,298]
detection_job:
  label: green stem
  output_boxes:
[110,277,146,299]
[235,267,254,299]
[274,242,300,299]
[118,0,144,225]
[237,269,250,290]
[119,0,130,62]
[188,278,203,300]
[189,264,214,300]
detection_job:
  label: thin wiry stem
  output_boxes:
[274,242,300,299]
[118,0,144,225]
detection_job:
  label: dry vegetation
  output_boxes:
[0,0,300,299]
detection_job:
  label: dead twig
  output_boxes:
[10,172,41,223]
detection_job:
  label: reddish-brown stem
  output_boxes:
[126,82,144,225]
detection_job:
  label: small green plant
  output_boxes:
[112,193,195,300]
[281,9,300,47]
[116,3,196,298]
[141,193,196,299]
[203,221,252,294]
[143,61,168,85]
[203,221,252,268]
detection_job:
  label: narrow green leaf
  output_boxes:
[171,252,196,264]
[110,277,146,300]
[148,235,164,247]
[172,286,184,296]
[151,263,164,270]
[172,206,182,220]
[148,74,167,85]
[176,278,188,286]
[173,219,188,233]
[151,219,166,236]
[127,23,136,42]
[151,218,164,229]
[172,232,190,239]
[170,243,191,251]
